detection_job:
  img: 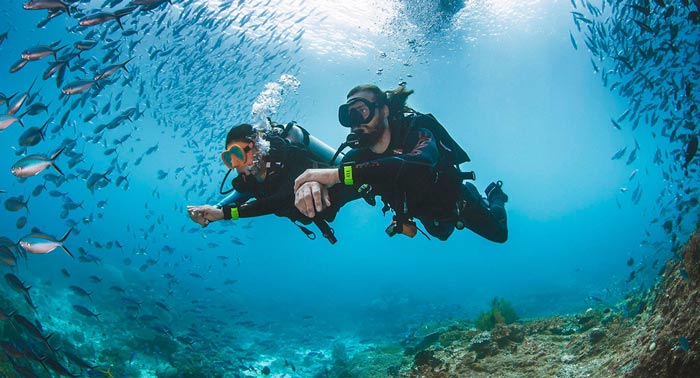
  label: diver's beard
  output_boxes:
[354,124,383,148]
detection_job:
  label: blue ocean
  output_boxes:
[1,0,698,376]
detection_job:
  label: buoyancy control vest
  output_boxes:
[384,111,476,239]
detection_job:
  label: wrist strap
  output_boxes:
[223,206,239,220]
[342,165,354,186]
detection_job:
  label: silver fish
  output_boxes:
[11,147,65,177]
[73,39,97,51]
[19,228,73,258]
[0,115,24,130]
[79,7,135,29]
[7,78,36,116]
[22,0,71,16]
[94,57,134,81]
[21,44,63,61]
[9,59,29,73]
[626,147,638,165]
[43,60,69,80]
[62,79,98,95]
[611,146,627,160]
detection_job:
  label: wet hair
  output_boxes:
[386,84,415,118]
[346,84,415,120]
[225,123,256,147]
[347,84,387,106]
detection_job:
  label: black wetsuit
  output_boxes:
[221,136,340,240]
[338,113,507,242]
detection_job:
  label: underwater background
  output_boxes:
[0,0,698,376]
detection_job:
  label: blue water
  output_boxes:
[0,0,697,376]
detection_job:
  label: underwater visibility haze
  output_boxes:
[0,0,699,376]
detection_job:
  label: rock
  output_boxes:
[589,327,606,344]
[576,308,600,331]
[561,354,577,364]
[601,312,617,326]
[509,324,526,343]
[469,332,498,359]
[157,366,178,378]
[561,323,579,335]
[414,349,441,369]
[492,324,526,347]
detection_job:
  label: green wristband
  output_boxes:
[230,207,239,220]
[343,165,354,185]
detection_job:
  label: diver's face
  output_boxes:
[235,149,262,178]
[347,91,387,146]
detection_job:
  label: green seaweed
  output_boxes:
[475,297,519,331]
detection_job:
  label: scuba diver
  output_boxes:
[187,121,345,244]
[293,84,508,242]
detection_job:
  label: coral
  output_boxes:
[327,342,353,378]
[623,230,700,376]
[395,229,700,378]
[413,349,442,370]
[475,297,518,331]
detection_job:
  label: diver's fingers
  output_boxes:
[194,214,208,226]
[316,184,331,209]
[188,206,208,221]
[294,170,311,192]
[303,185,316,218]
[311,183,325,213]
[322,185,331,207]
[187,209,202,223]
[190,214,205,226]
[295,184,314,218]
[294,186,306,216]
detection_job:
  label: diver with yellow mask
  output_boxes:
[187,122,350,244]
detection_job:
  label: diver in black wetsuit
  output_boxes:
[187,123,343,243]
[293,84,508,242]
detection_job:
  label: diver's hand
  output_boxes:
[186,205,223,227]
[295,181,331,218]
[293,168,340,192]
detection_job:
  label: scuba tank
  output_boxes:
[271,119,343,168]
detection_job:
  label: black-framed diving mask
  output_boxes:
[338,98,380,128]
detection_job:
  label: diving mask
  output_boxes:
[338,98,380,128]
[221,141,253,169]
